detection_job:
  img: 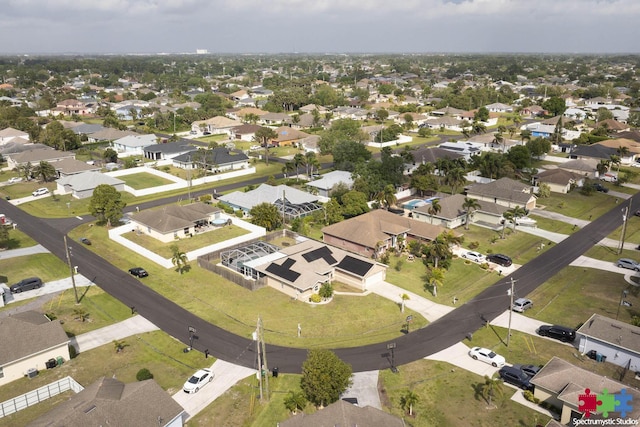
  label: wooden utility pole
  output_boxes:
[507,277,515,347]
[64,235,79,304]
[255,316,269,402]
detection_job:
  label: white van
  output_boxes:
[32,188,49,197]
[600,173,618,182]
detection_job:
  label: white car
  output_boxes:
[8,177,23,184]
[462,251,484,263]
[183,368,214,393]
[468,347,506,367]
[250,145,261,150]
[32,188,49,197]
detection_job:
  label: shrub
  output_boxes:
[486,248,494,254]
[523,390,539,404]
[136,368,154,381]
[395,260,404,271]
[319,283,334,299]
[68,344,77,359]
[480,262,490,270]
[309,294,322,303]
[468,241,480,250]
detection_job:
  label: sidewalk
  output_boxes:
[69,315,159,352]
[0,244,49,260]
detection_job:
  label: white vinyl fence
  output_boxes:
[0,376,84,418]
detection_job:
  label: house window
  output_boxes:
[184,227,189,234]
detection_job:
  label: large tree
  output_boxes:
[462,197,481,230]
[89,184,126,226]
[253,127,278,165]
[300,349,352,408]
[32,161,57,182]
[249,202,282,231]
[332,140,371,171]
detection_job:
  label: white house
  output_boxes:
[112,134,157,155]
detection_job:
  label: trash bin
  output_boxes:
[272,367,279,378]
[45,359,56,369]
[26,368,38,378]
[56,356,64,366]
[596,353,603,362]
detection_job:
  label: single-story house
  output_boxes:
[430,106,466,119]
[577,313,640,372]
[298,134,321,154]
[252,239,387,299]
[438,141,482,160]
[129,202,222,243]
[28,377,185,427]
[172,148,250,172]
[191,116,242,135]
[569,144,618,163]
[557,158,598,179]
[230,124,262,141]
[322,208,451,259]
[270,127,310,147]
[144,141,193,161]
[530,357,640,424]
[56,171,125,199]
[280,398,404,427]
[465,177,537,211]
[0,127,29,144]
[423,116,463,131]
[86,128,139,143]
[598,119,630,133]
[533,169,584,194]
[306,170,354,198]
[218,184,321,220]
[412,194,507,229]
[52,158,101,177]
[595,138,640,164]
[484,102,513,113]
[0,311,70,387]
[259,112,292,126]
[112,134,158,155]
[226,107,268,122]
[5,147,75,170]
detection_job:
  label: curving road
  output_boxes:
[2,187,635,374]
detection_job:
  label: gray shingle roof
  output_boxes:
[56,171,124,192]
[131,202,221,234]
[280,399,404,427]
[466,177,534,206]
[0,311,69,366]
[219,184,317,211]
[577,313,640,354]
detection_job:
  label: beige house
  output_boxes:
[465,177,537,211]
[130,202,222,243]
[5,147,75,170]
[533,169,584,194]
[530,357,640,424]
[191,116,242,135]
[28,377,185,427]
[252,239,387,299]
[0,127,29,144]
[0,311,70,387]
[412,194,507,229]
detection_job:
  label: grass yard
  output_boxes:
[0,253,70,285]
[119,172,175,189]
[43,285,133,337]
[1,227,38,249]
[68,223,427,348]
[525,267,640,328]
[385,254,500,305]
[121,224,249,258]
[535,191,618,220]
[528,214,577,235]
[379,359,549,427]
[0,330,213,425]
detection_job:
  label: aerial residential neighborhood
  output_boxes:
[1,50,640,427]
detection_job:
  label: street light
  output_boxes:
[387,343,398,373]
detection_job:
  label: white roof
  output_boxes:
[306,171,353,190]
[219,184,317,211]
[56,171,124,191]
[113,134,157,148]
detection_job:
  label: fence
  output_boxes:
[0,376,83,418]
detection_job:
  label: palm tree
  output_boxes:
[113,339,129,353]
[284,390,307,414]
[399,389,419,416]
[423,235,450,269]
[596,159,610,176]
[282,161,295,178]
[427,199,441,224]
[16,162,33,181]
[610,155,621,172]
[445,167,466,195]
[383,184,397,209]
[520,129,532,145]
[472,120,486,135]
[508,206,527,232]
[170,244,189,274]
[32,161,57,182]
[481,375,504,408]
[462,197,481,230]
[501,211,514,239]
[400,293,410,313]
[253,127,278,165]
[293,153,306,181]
[492,132,505,152]
[426,267,445,297]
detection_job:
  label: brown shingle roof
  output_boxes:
[534,169,582,186]
[414,194,507,220]
[27,377,184,427]
[131,202,221,234]
[322,209,449,249]
[280,399,404,427]
[466,177,534,206]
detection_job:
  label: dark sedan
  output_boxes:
[128,267,149,278]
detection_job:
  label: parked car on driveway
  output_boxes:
[512,298,533,313]
[536,324,576,342]
[617,258,640,271]
[512,364,541,378]
[183,368,214,393]
[498,366,534,391]
[10,277,43,293]
[8,177,22,184]
[468,347,505,367]
[462,251,484,263]
[594,183,609,193]
[32,188,49,197]
[487,253,512,267]
[128,267,149,278]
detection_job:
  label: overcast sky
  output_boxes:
[1,0,639,55]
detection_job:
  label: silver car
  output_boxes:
[617,258,640,271]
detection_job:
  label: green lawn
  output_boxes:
[528,214,577,235]
[536,190,619,220]
[68,224,428,348]
[1,227,38,249]
[121,224,249,258]
[120,172,175,189]
[0,253,70,285]
[0,330,213,425]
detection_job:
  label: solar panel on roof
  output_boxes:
[266,262,300,283]
[302,246,337,264]
[336,256,373,277]
[282,258,296,269]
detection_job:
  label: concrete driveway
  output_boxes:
[172,359,255,421]
[340,371,382,409]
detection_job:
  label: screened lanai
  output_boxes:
[220,241,280,279]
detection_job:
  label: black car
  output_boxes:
[512,364,541,378]
[79,237,91,245]
[487,253,513,267]
[537,324,576,342]
[128,267,149,278]
[594,183,609,193]
[10,277,43,293]
[498,366,534,391]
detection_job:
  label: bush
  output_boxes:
[309,294,322,303]
[319,283,334,299]
[68,344,77,359]
[523,390,539,404]
[468,241,480,250]
[395,260,404,271]
[136,368,154,381]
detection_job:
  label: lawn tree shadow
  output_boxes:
[471,382,486,403]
